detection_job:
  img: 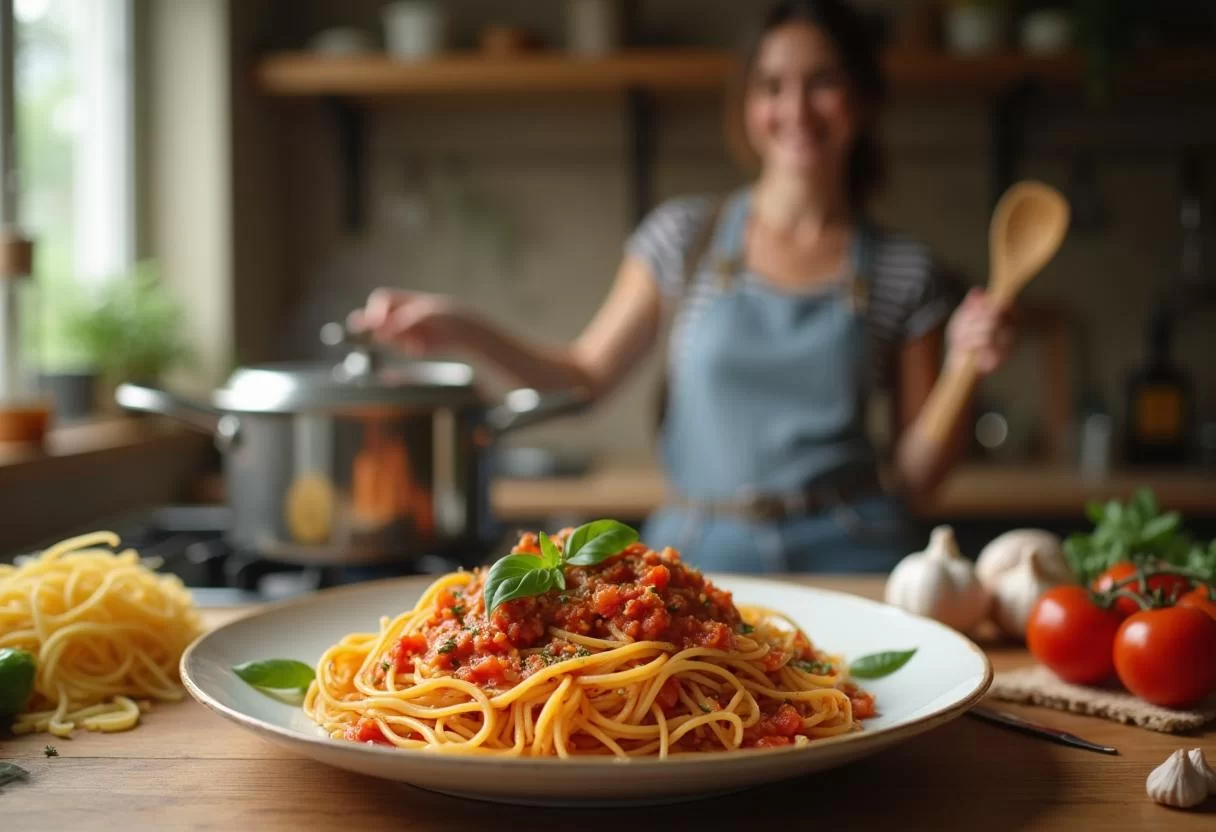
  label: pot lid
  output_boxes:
[212,358,479,413]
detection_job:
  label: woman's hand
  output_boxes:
[945,288,1014,376]
[348,289,466,355]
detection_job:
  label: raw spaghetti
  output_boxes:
[305,532,875,758]
[0,531,203,737]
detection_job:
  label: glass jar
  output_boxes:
[0,232,49,445]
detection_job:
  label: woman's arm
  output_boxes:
[892,289,1013,498]
[349,255,664,401]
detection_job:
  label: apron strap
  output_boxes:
[847,221,874,315]
[712,190,752,289]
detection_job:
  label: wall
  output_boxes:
[247,1,1216,460]
[141,0,234,388]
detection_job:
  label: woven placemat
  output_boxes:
[989,665,1216,733]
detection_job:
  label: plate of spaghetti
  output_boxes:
[182,523,991,805]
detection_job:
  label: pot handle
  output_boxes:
[485,387,591,435]
[115,383,241,449]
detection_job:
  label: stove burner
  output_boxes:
[63,505,477,604]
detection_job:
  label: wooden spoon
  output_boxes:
[919,181,1071,445]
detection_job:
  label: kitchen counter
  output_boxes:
[492,461,1216,522]
[6,576,1212,831]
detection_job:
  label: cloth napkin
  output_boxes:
[989,665,1216,733]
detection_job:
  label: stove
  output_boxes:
[62,505,478,607]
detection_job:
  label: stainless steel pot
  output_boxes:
[116,327,587,565]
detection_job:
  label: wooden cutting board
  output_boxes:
[3,576,1212,831]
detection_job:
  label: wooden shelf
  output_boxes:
[256,49,734,96]
[255,48,1216,98]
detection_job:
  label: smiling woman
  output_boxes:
[302,523,887,759]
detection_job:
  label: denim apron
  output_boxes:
[643,190,911,574]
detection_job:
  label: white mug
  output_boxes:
[383,1,446,61]
[566,0,621,57]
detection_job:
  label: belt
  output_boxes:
[669,473,885,524]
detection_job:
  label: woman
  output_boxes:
[349,0,1012,573]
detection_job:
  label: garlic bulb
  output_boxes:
[976,529,1071,591]
[990,547,1062,638]
[1146,749,1210,809]
[885,526,990,633]
[1187,748,1216,793]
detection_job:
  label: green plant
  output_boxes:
[66,261,196,384]
[1063,490,1215,584]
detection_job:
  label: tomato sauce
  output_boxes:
[386,535,741,692]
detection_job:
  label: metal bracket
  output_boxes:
[990,79,1039,211]
[327,97,367,232]
[626,87,656,227]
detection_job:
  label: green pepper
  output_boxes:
[0,648,37,716]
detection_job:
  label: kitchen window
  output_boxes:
[8,0,135,372]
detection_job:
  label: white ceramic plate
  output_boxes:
[182,576,992,806]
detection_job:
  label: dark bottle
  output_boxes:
[1123,307,1193,466]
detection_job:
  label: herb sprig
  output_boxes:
[0,761,29,788]
[1064,489,1215,584]
[483,520,638,614]
[849,649,918,679]
[232,659,316,704]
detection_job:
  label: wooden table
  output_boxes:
[4,577,1213,831]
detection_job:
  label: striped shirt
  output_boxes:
[627,195,957,389]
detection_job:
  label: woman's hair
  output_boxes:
[726,0,888,209]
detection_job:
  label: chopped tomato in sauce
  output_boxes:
[344,719,391,745]
[655,678,681,711]
[379,535,743,693]
[742,704,804,748]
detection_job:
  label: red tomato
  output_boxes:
[1177,585,1216,621]
[1113,607,1216,708]
[1026,586,1123,685]
[1091,562,1191,618]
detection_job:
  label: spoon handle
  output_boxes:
[919,351,980,446]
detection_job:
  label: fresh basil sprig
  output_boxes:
[849,648,917,679]
[232,659,316,700]
[0,761,30,788]
[484,520,638,614]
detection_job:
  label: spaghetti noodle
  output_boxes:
[0,531,203,737]
[306,532,875,758]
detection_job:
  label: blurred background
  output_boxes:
[0,1,1214,598]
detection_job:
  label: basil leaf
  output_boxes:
[538,532,563,569]
[232,659,315,693]
[849,649,917,680]
[0,761,30,787]
[564,520,639,567]
[484,554,558,614]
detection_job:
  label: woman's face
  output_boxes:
[743,22,863,181]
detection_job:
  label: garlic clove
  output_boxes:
[1186,748,1216,794]
[1147,749,1209,809]
[925,526,962,561]
[884,526,990,633]
[976,528,1070,591]
[991,547,1051,638]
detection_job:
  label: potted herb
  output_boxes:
[1072,0,1138,103]
[65,261,196,406]
[944,0,1011,56]
[32,270,101,423]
